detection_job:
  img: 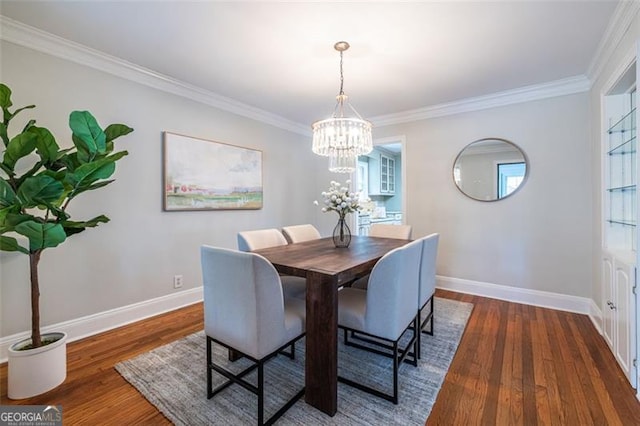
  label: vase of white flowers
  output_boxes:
[317,180,362,248]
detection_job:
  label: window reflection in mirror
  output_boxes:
[453,138,528,201]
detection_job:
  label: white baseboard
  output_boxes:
[589,299,604,335]
[1,277,602,363]
[0,287,203,363]
[437,275,593,315]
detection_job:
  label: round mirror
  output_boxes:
[453,138,528,201]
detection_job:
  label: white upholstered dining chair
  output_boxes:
[351,223,413,290]
[337,238,422,404]
[201,245,306,426]
[281,224,321,244]
[237,228,306,299]
[417,233,439,359]
[369,223,412,239]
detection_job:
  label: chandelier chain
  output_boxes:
[339,50,345,96]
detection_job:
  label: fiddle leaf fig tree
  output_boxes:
[0,83,133,349]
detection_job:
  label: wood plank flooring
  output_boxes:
[2,289,640,425]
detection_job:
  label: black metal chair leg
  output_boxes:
[421,296,434,336]
[257,362,264,426]
[392,340,399,404]
[416,312,422,360]
[207,337,213,398]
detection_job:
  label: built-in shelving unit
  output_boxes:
[602,57,637,389]
[606,103,637,238]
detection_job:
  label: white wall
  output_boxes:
[0,41,321,337]
[374,93,592,298]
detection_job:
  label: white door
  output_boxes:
[603,254,615,349]
[615,260,637,387]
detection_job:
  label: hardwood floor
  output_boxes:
[2,289,640,425]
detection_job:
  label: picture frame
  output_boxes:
[163,132,263,211]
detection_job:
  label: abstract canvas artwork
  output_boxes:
[163,132,263,211]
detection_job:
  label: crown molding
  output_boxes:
[369,75,591,127]
[587,0,640,84]
[0,16,310,136]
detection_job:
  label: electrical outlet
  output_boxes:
[173,275,183,289]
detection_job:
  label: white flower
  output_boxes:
[313,200,319,206]
[316,180,363,218]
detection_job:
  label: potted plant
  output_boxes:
[0,83,133,399]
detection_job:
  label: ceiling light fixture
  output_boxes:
[312,41,373,173]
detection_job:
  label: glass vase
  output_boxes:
[333,217,351,248]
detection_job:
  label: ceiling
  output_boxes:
[0,1,620,128]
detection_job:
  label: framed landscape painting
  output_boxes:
[163,132,263,211]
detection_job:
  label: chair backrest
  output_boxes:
[369,223,412,240]
[419,233,440,308]
[282,224,321,244]
[364,239,422,340]
[237,228,288,251]
[201,245,286,359]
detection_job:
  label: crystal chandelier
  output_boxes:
[312,41,373,173]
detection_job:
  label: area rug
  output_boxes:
[115,297,473,425]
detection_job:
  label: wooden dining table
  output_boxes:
[253,235,410,416]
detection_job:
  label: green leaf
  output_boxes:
[0,235,29,254]
[17,175,65,207]
[3,131,37,170]
[64,151,127,190]
[30,126,60,163]
[0,84,12,109]
[69,111,106,159]
[68,179,114,198]
[72,134,91,164]
[15,220,66,251]
[56,151,80,172]
[104,124,133,154]
[4,212,34,228]
[0,122,8,147]
[0,179,17,208]
[104,124,134,143]
[62,215,109,237]
[21,119,36,133]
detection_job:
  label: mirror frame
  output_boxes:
[452,137,529,202]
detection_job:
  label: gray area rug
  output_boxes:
[115,297,473,425]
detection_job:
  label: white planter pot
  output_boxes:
[8,332,67,399]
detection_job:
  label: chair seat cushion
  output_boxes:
[350,274,369,290]
[281,276,307,299]
[337,288,367,332]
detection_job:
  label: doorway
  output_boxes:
[354,136,406,236]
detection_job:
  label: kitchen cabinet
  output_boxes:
[603,250,637,387]
[380,155,395,194]
[369,153,396,196]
